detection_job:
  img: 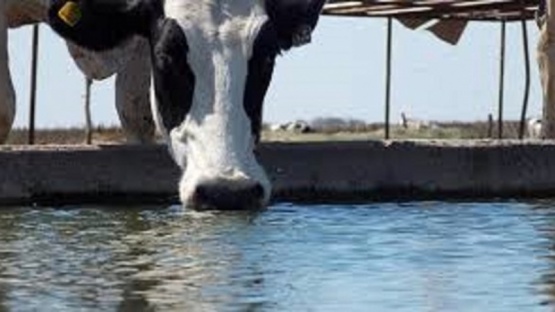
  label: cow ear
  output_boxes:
[48,0,162,51]
[266,0,326,50]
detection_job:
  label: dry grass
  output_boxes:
[263,121,525,142]
[6,126,127,145]
[4,120,526,145]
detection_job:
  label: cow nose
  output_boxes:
[192,180,265,210]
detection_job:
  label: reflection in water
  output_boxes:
[0,207,266,311]
[524,202,555,307]
[0,203,552,311]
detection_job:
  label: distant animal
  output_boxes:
[286,120,312,133]
[269,123,286,132]
[400,112,434,130]
[47,0,326,210]
[527,117,542,139]
[269,120,311,133]
[0,0,155,144]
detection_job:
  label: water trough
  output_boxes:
[1,140,555,206]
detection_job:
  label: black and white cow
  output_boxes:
[1,0,155,144]
[47,0,326,210]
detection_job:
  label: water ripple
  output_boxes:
[0,202,551,311]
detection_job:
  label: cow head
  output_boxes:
[48,0,325,210]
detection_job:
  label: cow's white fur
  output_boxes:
[153,0,271,205]
[0,0,154,143]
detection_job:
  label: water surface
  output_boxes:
[0,202,553,311]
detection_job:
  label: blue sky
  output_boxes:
[7,16,542,128]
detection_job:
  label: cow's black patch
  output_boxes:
[151,18,195,132]
[48,0,162,51]
[48,0,194,132]
[265,0,325,51]
[244,22,280,143]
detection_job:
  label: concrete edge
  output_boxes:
[2,141,555,206]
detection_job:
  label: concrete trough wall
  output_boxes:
[1,141,555,206]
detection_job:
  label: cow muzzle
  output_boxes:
[174,135,271,210]
[190,178,265,210]
[180,172,270,211]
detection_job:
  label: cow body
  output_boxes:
[528,117,543,139]
[48,0,325,210]
[6,0,48,28]
[0,0,155,143]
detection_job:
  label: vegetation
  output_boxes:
[262,119,526,142]
[6,125,129,145]
[4,119,527,145]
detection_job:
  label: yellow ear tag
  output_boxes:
[58,1,82,27]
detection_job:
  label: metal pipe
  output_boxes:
[385,17,393,140]
[28,24,40,145]
[498,20,506,139]
[85,78,93,145]
[519,19,531,140]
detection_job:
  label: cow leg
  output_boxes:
[0,2,15,144]
[538,24,555,138]
[538,0,555,138]
[115,38,155,144]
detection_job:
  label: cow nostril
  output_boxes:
[251,183,264,199]
[194,184,210,202]
[192,181,265,210]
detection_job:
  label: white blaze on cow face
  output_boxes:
[154,0,271,208]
